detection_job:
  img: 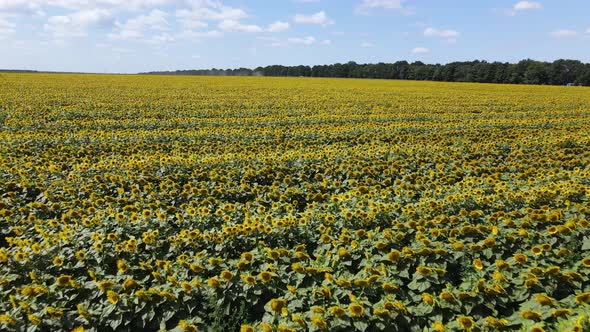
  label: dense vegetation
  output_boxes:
[0,74,589,332]
[143,59,590,86]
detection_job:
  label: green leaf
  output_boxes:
[353,320,369,332]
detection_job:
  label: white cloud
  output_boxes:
[218,19,263,33]
[0,0,44,16]
[178,19,208,29]
[513,1,543,11]
[176,5,248,22]
[0,18,16,38]
[549,29,577,38]
[146,32,174,44]
[0,0,179,15]
[178,29,223,40]
[288,36,316,45]
[361,41,373,47]
[424,27,459,42]
[44,8,112,39]
[320,39,331,45]
[109,9,168,40]
[46,0,176,12]
[355,0,404,14]
[267,21,289,33]
[586,28,590,34]
[268,35,317,47]
[294,11,334,26]
[411,47,429,54]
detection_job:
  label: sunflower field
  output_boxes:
[0,73,589,332]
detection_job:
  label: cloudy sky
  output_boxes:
[1,0,589,73]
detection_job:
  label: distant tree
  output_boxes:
[142,59,590,86]
[524,61,550,85]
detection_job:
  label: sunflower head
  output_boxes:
[456,316,475,330]
[521,310,542,321]
[348,303,364,317]
[258,271,272,283]
[269,298,287,314]
[56,275,72,287]
[220,270,234,281]
[106,290,119,305]
[329,306,346,317]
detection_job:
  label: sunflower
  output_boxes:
[277,325,295,332]
[287,313,305,328]
[575,292,590,304]
[76,304,89,319]
[53,256,64,267]
[514,253,527,264]
[531,246,543,256]
[547,226,558,234]
[354,279,369,287]
[46,307,64,318]
[373,308,390,317]
[422,293,435,306]
[329,305,346,317]
[28,314,42,325]
[258,271,272,283]
[75,250,86,261]
[122,279,138,292]
[241,252,254,261]
[0,249,8,263]
[98,280,115,291]
[348,303,364,317]
[117,259,128,273]
[291,262,305,273]
[531,326,545,332]
[220,270,233,281]
[310,315,327,329]
[258,323,274,332]
[159,290,176,301]
[338,247,349,258]
[581,258,590,267]
[535,293,554,306]
[269,298,287,314]
[240,325,255,332]
[15,251,27,262]
[473,259,483,270]
[134,290,151,301]
[439,291,456,303]
[386,249,401,262]
[456,316,475,330]
[178,320,197,332]
[241,274,256,285]
[0,314,16,326]
[431,321,445,332]
[106,290,119,305]
[551,308,571,317]
[382,282,398,292]
[521,310,542,321]
[56,275,72,287]
[484,316,507,328]
[190,263,204,273]
[416,266,433,276]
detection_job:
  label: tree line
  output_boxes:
[142,59,590,86]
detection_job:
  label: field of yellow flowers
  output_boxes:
[0,73,589,332]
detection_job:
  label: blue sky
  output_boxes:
[1,0,589,73]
